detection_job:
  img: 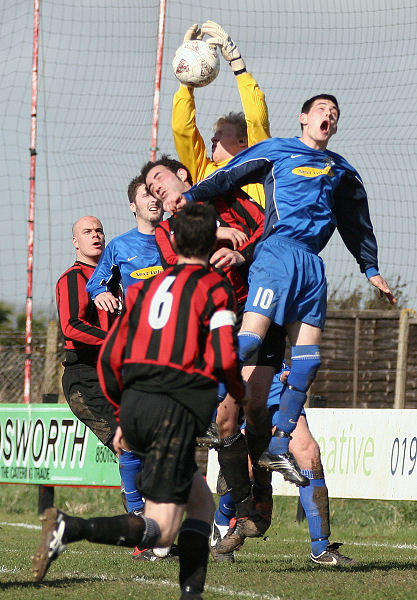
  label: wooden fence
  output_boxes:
[1,310,416,410]
[308,309,417,409]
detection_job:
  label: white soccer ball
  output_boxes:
[152,546,171,558]
[172,40,220,88]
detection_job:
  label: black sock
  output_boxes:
[245,425,269,465]
[178,519,210,593]
[252,465,272,502]
[217,433,251,503]
[64,513,145,547]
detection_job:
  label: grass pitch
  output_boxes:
[0,485,416,600]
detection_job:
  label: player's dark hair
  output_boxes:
[173,203,217,258]
[127,174,145,204]
[141,154,193,186]
[301,94,340,118]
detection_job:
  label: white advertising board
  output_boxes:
[207,409,417,501]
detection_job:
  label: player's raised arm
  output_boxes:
[172,24,211,184]
[184,139,273,203]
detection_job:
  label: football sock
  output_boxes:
[298,470,330,556]
[118,450,145,513]
[251,465,272,503]
[274,345,321,453]
[178,519,211,593]
[237,331,263,363]
[217,432,252,503]
[245,423,270,464]
[64,513,146,547]
[216,382,227,403]
[215,491,235,526]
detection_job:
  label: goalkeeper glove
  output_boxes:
[201,20,246,74]
[183,23,203,42]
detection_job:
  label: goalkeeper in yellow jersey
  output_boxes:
[172,20,276,564]
[171,20,270,208]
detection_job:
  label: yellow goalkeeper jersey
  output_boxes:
[172,71,270,208]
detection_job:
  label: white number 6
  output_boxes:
[148,276,175,329]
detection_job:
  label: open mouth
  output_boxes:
[320,119,330,133]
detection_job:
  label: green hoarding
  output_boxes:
[0,404,120,486]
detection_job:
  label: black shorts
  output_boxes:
[235,301,286,369]
[120,388,198,505]
[62,363,117,448]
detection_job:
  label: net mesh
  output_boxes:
[1,0,416,316]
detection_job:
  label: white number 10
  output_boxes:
[252,286,274,309]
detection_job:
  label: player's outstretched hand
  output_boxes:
[216,226,248,249]
[163,192,187,215]
[369,274,397,305]
[201,20,246,73]
[210,247,245,269]
[94,291,120,313]
[183,24,203,43]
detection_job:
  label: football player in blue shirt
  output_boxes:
[162,95,396,558]
[87,176,165,559]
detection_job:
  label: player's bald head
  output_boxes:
[71,216,105,265]
[72,216,103,237]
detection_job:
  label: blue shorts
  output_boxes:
[245,234,327,330]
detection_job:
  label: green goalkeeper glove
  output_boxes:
[201,20,246,74]
[183,23,203,42]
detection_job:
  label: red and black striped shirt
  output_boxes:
[56,261,115,363]
[97,262,245,430]
[155,190,264,303]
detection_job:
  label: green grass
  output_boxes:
[0,485,416,600]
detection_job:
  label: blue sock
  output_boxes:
[273,345,321,450]
[217,382,227,403]
[299,471,330,556]
[269,405,280,429]
[238,331,262,363]
[215,491,236,526]
[270,386,305,453]
[119,450,145,513]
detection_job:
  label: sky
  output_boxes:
[1,0,416,317]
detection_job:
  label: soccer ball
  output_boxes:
[172,40,220,88]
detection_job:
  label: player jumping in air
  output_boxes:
[162,95,396,557]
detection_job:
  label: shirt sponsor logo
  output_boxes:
[130,265,163,280]
[292,165,334,178]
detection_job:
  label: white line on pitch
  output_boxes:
[0,521,41,530]
[2,521,417,552]
[0,567,282,599]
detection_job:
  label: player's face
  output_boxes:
[146,165,188,200]
[211,122,247,162]
[145,165,188,214]
[131,184,163,225]
[299,99,339,149]
[72,216,104,264]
